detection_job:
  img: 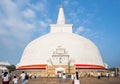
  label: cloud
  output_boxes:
[22,8,36,19]
[0,0,50,64]
[27,0,48,15]
[0,28,8,35]
[0,0,37,53]
[63,0,79,6]
[63,0,69,5]
[74,26,104,45]
[75,26,85,34]
[39,21,48,28]
[69,12,77,18]
[0,0,50,42]
[63,0,102,42]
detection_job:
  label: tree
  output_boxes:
[6,65,16,72]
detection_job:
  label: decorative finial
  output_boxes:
[60,5,63,8]
[57,5,65,24]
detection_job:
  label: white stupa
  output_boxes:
[17,6,105,70]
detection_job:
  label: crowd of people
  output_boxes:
[57,71,80,84]
[0,71,81,84]
[0,71,35,84]
[57,72,66,82]
[0,71,118,84]
[97,71,116,79]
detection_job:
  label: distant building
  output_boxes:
[0,61,10,74]
[17,6,106,77]
[113,67,120,77]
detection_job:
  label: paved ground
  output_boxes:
[1,77,120,84]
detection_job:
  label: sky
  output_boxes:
[0,0,120,68]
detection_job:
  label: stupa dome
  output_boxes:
[17,32,105,69]
[17,5,105,69]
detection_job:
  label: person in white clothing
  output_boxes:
[2,72,10,84]
[62,73,66,82]
[20,71,26,84]
[25,73,29,84]
[13,76,18,84]
[74,71,80,84]
[71,74,74,80]
[97,72,101,79]
[106,72,110,78]
[58,72,62,82]
[29,73,32,79]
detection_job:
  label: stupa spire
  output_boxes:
[57,5,65,24]
[50,5,73,33]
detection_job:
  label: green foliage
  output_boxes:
[109,67,119,72]
[109,68,116,71]
[6,65,16,72]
